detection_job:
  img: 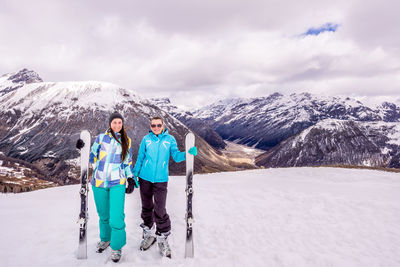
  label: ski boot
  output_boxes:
[96,240,110,253]
[157,231,172,258]
[111,249,122,262]
[139,223,156,251]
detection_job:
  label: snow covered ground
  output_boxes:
[1,167,400,267]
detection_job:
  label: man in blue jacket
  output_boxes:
[133,116,197,258]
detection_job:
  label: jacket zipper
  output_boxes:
[104,137,115,187]
[154,134,162,183]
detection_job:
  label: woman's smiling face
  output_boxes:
[110,118,123,133]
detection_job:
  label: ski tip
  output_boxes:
[77,253,88,260]
[80,130,91,139]
[185,132,195,145]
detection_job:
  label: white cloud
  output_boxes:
[0,0,399,108]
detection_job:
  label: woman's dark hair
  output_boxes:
[109,126,129,162]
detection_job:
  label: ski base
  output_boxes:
[77,239,87,259]
[185,234,194,258]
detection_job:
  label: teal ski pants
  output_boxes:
[92,184,126,250]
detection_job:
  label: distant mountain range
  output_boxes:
[152,92,400,169]
[192,92,400,149]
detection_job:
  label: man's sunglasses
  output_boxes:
[151,124,163,128]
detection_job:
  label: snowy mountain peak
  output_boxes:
[381,101,397,109]
[0,69,43,97]
[0,79,142,113]
[7,68,43,84]
[150,97,177,113]
[266,92,284,100]
[148,97,197,118]
[151,97,171,105]
[290,92,312,100]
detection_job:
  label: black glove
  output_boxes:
[126,178,136,194]
[76,139,85,149]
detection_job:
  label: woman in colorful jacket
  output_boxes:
[133,116,197,258]
[77,112,138,262]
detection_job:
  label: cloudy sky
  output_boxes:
[1,0,399,108]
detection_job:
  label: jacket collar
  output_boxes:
[149,128,168,139]
[106,129,121,139]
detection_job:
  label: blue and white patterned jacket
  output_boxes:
[89,130,138,188]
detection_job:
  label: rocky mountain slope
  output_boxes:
[0,154,56,193]
[255,119,400,168]
[192,92,398,150]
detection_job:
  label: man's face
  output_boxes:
[150,119,163,135]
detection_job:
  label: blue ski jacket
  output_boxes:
[133,129,185,183]
[89,130,138,188]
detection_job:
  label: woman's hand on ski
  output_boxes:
[76,139,85,149]
[188,146,197,156]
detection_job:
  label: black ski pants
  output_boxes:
[139,177,171,234]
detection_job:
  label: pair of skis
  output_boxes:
[76,131,195,259]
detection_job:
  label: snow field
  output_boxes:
[0,167,399,267]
